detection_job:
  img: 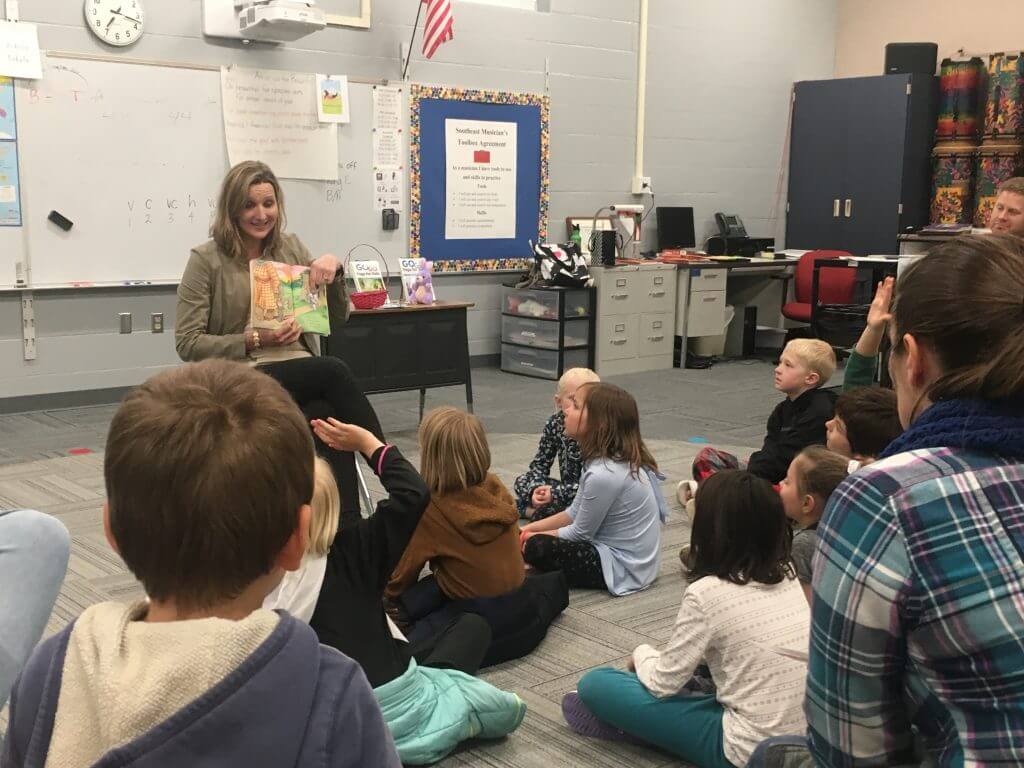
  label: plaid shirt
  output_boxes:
[807,447,1024,767]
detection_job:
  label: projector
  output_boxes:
[202,0,325,43]
[238,1,325,42]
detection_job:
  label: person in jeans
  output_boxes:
[0,509,70,708]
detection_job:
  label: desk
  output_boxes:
[325,300,475,420]
[675,259,797,359]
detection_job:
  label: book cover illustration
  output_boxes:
[350,260,387,294]
[399,257,435,305]
[250,260,330,335]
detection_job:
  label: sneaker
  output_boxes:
[676,480,697,508]
[561,692,646,745]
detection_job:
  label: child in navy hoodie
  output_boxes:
[2,360,399,768]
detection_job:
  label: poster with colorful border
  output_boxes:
[410,85,549,273]
[0,140,22,226]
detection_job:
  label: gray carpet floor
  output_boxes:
[0,358,836,765]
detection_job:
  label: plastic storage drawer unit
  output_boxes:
[501,344,590,380]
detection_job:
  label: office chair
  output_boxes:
[779,250,857,325]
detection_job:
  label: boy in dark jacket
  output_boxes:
[680,339,837,512]
[2,360,399,768]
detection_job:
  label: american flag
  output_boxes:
[421,0,454,60]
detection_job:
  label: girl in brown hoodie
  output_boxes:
[387,407,525,603]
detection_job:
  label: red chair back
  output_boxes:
[794,250,856,305]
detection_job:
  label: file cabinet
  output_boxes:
[591,264,677,376]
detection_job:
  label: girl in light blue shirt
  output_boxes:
[521,382,667,596]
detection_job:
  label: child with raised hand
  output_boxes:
[562,470,810,768]
[3,360,400,768]
[778,445,850,601]
[266,450,524,766]
[514,367,600,521]
[520,382,668,596]
[843,276,894,390]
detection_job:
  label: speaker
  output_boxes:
[884,42,937,75]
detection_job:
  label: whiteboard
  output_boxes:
[3,55,407,289]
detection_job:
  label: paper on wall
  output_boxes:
[220,66,338,181]
[372,85,403,167]
[0,20,41,80]
[315,73,351,124]
[444,118,517,240]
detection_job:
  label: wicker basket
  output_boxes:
[345,244,391,310]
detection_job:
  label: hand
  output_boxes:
[866,277,894,331]
[309,254,341,287]
[259,318,302,347]
[311,418,384,455]
[531,485,552,507]
[519,527,537,551]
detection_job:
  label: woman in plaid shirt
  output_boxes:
[806,235,1024,767]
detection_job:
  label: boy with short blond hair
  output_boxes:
[2,360,400,768]
[682,340,837,504]
[514,367,600,521]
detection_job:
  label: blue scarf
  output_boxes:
[879,397,1024,459]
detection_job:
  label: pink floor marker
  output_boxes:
[68,448,94,456]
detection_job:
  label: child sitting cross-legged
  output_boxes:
[385,407,568,668]
[520,382,668,596]
[678,338,837,510]
[267,451,525,766]
[562,470,810,768]
[3,360,400,767]
[778,445,850,602]
[513,367,600,521]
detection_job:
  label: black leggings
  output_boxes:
[408,613,491,676]
[523,535,607,590]
[259,355,384,514]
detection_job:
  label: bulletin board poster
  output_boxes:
[0,76,15,139]
[410,85,549,273]
[0,140,22,226]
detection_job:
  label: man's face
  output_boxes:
[988,191,1024,236]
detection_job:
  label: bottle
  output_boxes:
[570,224,582,253]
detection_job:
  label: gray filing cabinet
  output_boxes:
[675,265,727,338]
[591,263,677,376]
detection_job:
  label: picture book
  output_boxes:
[350,260,387,294]
[249,260,330,335]
[399,257,435,305]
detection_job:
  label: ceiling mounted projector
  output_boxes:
[203,0,326,43]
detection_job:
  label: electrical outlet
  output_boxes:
[632,176,652,195]
[119,312,132,334]
[151,312,164,333]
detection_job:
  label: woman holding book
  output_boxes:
[176,160,384,517]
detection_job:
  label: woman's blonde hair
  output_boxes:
[418,407,490,495]
[308,457,341,558]
[575,382,658,474]
[211,160,287,261]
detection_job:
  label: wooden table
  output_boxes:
[324,300,475,420]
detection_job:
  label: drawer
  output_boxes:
[638,313,672,358]
[501,344,589,380]
[640,271,675,314]
[502,286,591,319]
[502,315,590,349]
[689,267,727,292]
[598,272,643,315]
[687,290,726,337]
[597,315,638,361]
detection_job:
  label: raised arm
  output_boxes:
[175,250,247,361]
[806,474,917,767]
[844,278,894,391]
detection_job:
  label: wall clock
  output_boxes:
[84,0,145,47]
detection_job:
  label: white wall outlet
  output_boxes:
[632,175,652,195]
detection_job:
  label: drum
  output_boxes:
[983,52,1024,137]
[936,57,985,139]
[973,139,1024,226]
[930,140,978,225]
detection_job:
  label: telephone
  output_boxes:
[714,212,748,239]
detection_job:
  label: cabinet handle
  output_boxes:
[703,296,716,303]
[844,199,852,218]
[610,338,628,345]
[521,331,536,338]
[649,290,665,298]
[611,293,629,300]
[833,199,840,218]
[648,334,665,342]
